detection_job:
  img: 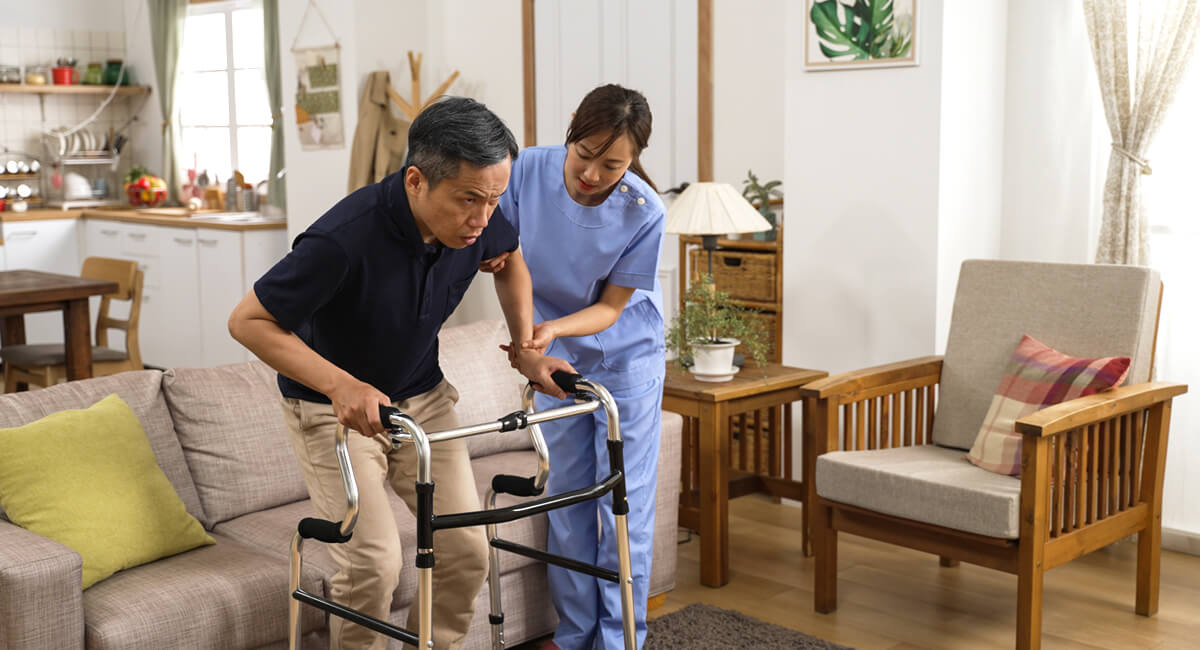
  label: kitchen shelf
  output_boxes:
[0,84,151,96]
[61,154,118,166]
[0,173,40,181]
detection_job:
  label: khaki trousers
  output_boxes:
[283,379,488,650]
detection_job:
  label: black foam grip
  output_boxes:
[492,474,543,497]
[298,517,352,543]
[379,405,402,430]
[550,370,583,394]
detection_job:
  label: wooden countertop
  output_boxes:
[0,207,286,232]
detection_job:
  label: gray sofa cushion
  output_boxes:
[816,445,1021,538]
[933,260,1159,450]
[81,534,325,650]
[438,319,534,458]
[0,370,206,524]
[162,361,310,528]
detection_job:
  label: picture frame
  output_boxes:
[804,0,918,71]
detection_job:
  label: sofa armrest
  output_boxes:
[650,411,682,598]
[799,356,943,400]
[0,520,85,649]
[1015,382,1188,438]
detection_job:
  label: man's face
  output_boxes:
[406,158,511,248]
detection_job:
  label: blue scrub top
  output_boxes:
[499,146,666,386]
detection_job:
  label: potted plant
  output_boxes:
[741,170,783,241]
[666,275,770,382]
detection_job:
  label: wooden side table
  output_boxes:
[663,361,827,587]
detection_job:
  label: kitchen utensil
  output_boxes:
[16,183,32,198]
[30,160,41,173]
[5,160,18,174]
[63,173,91,200]
[56,57,78,68]
[11,200,28,213]
[52,66,79,85]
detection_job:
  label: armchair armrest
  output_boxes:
[799,356,943,400]
[1015,382,1188,438]
[0,520,85,649]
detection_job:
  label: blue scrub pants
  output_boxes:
[538,372,663,650]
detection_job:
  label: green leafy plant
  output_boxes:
[123,164,153,185]
[741,169,783,229]
[666,275,770,370]
[811,0,913,61]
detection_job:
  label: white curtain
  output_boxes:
[1082,0,1200,265]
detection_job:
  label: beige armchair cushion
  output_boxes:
[816,445,1021,538]
[438,319,533,458]
[932,260,1159,450]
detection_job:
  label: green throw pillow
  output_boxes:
[0,393,214,588]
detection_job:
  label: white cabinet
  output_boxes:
[1,218,82,344]
[84,218,285,368]
[196,229,248,367]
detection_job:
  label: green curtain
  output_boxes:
[147,0,188,205]
[262,0,287,211]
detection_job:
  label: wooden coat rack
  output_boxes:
[387,51,460,121]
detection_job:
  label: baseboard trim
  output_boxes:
[1163,526,1200,556]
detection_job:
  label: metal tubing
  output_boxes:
[615,514,636,650]
[388,400,599,447]
[522,384,551,492]
[484,490,506,650]
[419,567,432,649]
[288,532,303,650]
[334,424,359,537]
[490,538,619,583]
[434,472,622,530]
[292,589,420,646]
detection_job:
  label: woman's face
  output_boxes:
[563,130,636,206]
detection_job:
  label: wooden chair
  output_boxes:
[2,257,144,391]
[799,260,1187,650]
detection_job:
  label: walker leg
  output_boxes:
[288,532,303,650]
[484,491,506,649]
[614,512,636,650]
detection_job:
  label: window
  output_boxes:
[177,0,271,187]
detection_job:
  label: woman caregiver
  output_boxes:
[485,84,666,650]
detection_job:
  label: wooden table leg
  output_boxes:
[2,314,29,391]
[62,299,94,381]
[802,397,816,557]
[698,400,730,587]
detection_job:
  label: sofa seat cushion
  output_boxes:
[0,343,129,366]
[816,445,1021,538]
[215,449,547,612]
[163,362,311,529]
[82,534,325,650]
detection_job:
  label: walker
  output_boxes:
[287,372,637,650]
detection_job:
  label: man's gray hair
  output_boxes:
[405,96,518,188]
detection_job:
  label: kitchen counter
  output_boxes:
[0,207,286,232]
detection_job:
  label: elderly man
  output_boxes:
[229,96,573,649]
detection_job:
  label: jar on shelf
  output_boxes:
[25,65,50,85]
[0,65,21,84]
[83,62,104,85]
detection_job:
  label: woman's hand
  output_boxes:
[521,321,558,355]
[478,251,511,274]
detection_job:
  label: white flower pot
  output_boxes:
[689,339,739,382]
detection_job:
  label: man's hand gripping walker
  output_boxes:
[287,372,637,650]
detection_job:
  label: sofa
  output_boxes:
[0,319,682,649]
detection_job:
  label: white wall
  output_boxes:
[7,0,125,31]
[934,0,1008,349]
[713,0,785,189]
[998,0,1100,264]
[782,0,945,376]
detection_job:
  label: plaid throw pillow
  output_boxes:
[966,335,1130,476]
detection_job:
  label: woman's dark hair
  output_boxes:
[406,96,519,188]
[564,84,656,192]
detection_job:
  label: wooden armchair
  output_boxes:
[2,257,144,391]
[799,260,1186,650]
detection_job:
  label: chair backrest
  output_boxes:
[81,257,143,366]
[932,259,1161,450]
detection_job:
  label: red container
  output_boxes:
[52,66,79,85]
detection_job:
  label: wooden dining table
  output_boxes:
[0,269,118,384]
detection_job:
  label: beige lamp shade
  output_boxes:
[664,182,772,236]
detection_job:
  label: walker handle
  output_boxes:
[551,370,583,395]
[379,405,401,430]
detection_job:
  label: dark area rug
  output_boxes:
[645,603,852,650]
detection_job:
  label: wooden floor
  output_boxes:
[648,495,1200,649]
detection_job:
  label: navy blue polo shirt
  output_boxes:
[253,168,519,404]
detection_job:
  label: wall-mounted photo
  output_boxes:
[804,0,918,71]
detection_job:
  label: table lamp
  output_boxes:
[664,182,772,280]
